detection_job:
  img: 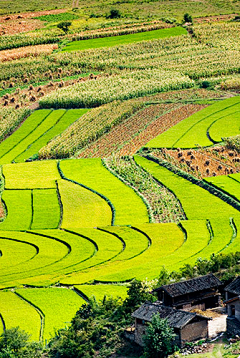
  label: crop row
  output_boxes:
[39,69,194,109]
[71,20,173,42]
[118,104,207,156]
[0,44,58,62]
[104,156,186,223]
[146,96,240,149]
[1,23,239,89]
[0,107,30,144]
[78,103,176,158]
[0,109,88,164]
[39,99,145,159]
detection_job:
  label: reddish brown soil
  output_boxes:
[78,104,207,158]
[153,146,240,179]
[0,9,67,35]
[119,104,207,156]
[0,199,5,219]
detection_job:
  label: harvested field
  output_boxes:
[0,9,68,35]
[79,104,207,158]
[0,73,98,109]
[153,145,240,179]
[0,44,58,62]
[120,104,207,156]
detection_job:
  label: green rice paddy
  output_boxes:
[62,27,187,52]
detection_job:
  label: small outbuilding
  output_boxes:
[154,273,222,311]
[132,301,210,347]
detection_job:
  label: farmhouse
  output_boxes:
[225,277,240,335]
[132,301,210,347]
[154,273,222,310]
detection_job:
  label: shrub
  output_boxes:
[143,314,176,358]
[201,80,210,88]
[183,13,193,23]
[57,21,72,34]
[107,9,121,19]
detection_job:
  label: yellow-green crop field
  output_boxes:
[0,11,240,344]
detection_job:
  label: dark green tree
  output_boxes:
[108,9,121,19]
[143,314,175,358]
[57,21,72,33]
[122,280,155,315]
[0,327,29,355]
[183,13,193,23]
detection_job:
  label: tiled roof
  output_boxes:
[225,276,240,295]
[132,301,209,329]
[156,274,222,298]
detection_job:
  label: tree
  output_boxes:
[0,327,29,355]
[183,13,193,23]
[57,21,72,34]
[157,266,170,286]
[108,9,121,19]
[0,328,43,358]
[122,280,154,315]
[143,314,175,358]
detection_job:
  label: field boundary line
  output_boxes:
[14,290,44,342]
[61,228,130,272]
[0,235,39,258]
[14,110,67,162]
[219,217,237,253]
[172,100,240,148]
[72,286,89,303]
[175,220,211,263]
[203,177,240,206]
[0,110,52,161]
[55,181,63,229]
[102,159,153,223]
[145,154,240,212]
[206,110,240,144]
[98,226,150,260]
[0,313,6,332]
[57,161,116,225]
[97,227,126,257]
[29,190,34,230]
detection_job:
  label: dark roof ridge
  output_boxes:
[225,276,240,294]
[154,273,222,297]
[132,301,210,329]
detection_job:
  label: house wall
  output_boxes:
[227,301,240,321]
[182,303,205,311]
[134,319,146,347]
[181,320,208,344]
[134,320,181,347]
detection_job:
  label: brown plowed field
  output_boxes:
[78,103,206,158]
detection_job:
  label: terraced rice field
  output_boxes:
[0,109,88,164]
[2,96,240,340]
[146,96,240,149]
